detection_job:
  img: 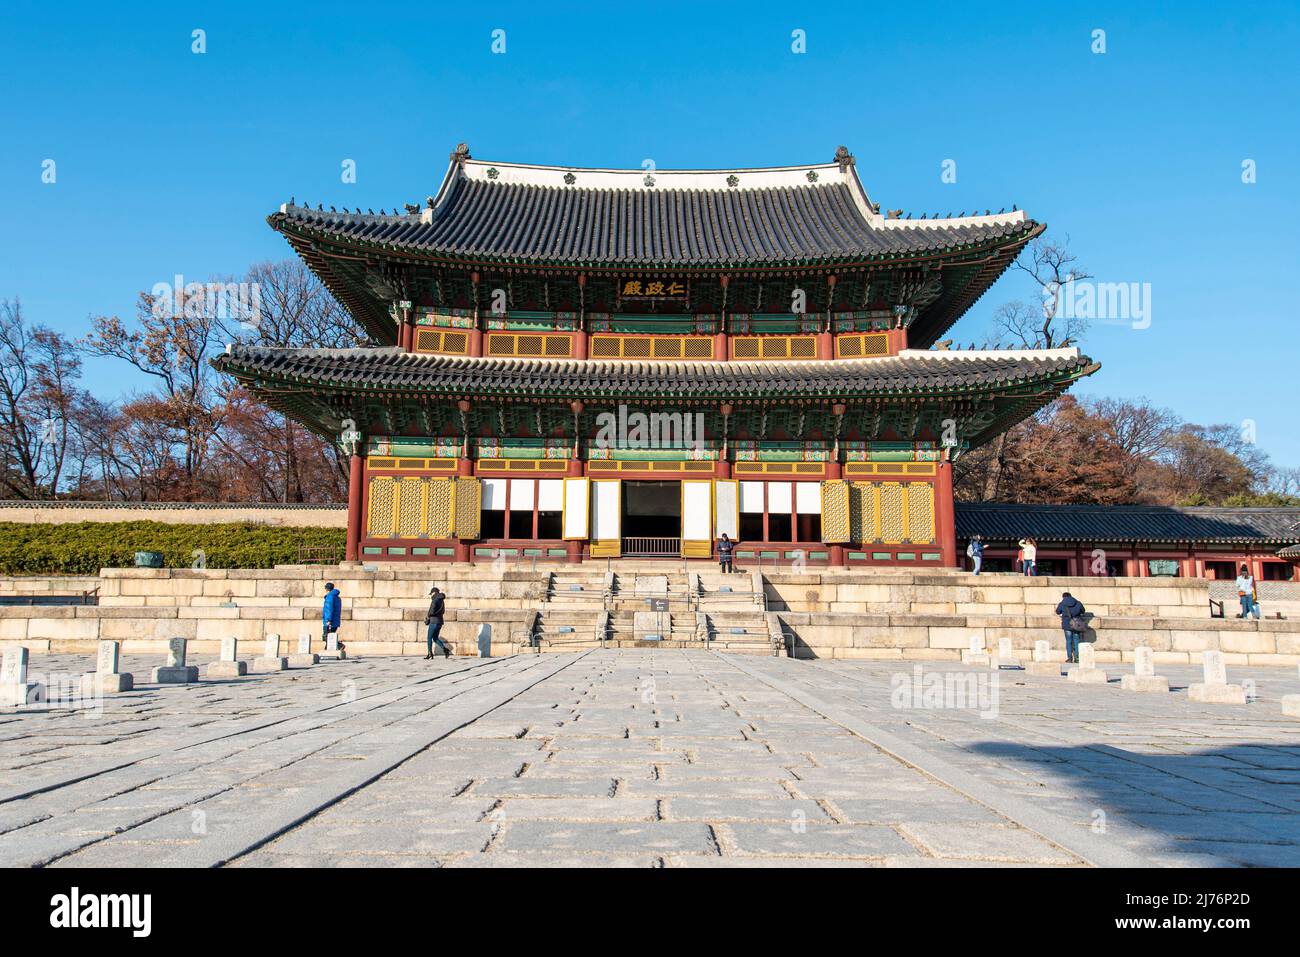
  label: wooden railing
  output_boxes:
[622,537,681,556]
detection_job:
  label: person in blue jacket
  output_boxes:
[322,581,343,651]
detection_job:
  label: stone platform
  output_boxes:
[1,650,1298,868]
[1,564,1297,666]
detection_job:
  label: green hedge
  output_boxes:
[0,522,346,575]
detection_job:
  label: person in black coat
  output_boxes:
[1055,591,1087,663]
[717,533,735,574]
[424,586,450,660]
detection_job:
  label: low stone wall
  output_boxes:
[0,605,536,657]
[777,611,1300,666]
[0,566,547,657]
[0,501,346,527]
[4,564,1299,664]
[763,570,1214,619]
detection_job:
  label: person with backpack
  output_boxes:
[1055,591,1088,663]
[966,535,984,575]
[321,581,343,652]
[424,586,450,659]
[717,533,735,574]
[1235,564,1261,620]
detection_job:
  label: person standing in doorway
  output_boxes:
[1236,564,1261,620]
[717,533,735,574]
[966,536,984,575]
[1019,537,1038,577]
[1055,591,1087,663]
[322,581,343,652]
[424,586,450,659]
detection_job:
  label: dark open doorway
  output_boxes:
[622,481,681,538]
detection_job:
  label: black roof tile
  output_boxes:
[272,180,1036,268]
[955,503,1300,545]
[216,345,1095,401]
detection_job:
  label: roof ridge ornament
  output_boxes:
[451,143,471,166]
[834,145,854,169]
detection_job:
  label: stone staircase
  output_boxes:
[525,566,782,655]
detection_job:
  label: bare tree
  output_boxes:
[992,237,1092,349]
[0,299,85,498]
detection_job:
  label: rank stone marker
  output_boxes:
[288,632,319,668]
[992,636,1022,670]
[1120,645,1169,693]
[1067,642,1108,684]
[251,633,288,673]
[151,637,199,684]
[1188,649,1247,704]
[206,636,248,678]
[1,646,44,706]
[321,632,346,660]
[962,635,989,666]
[1026,639,1061,676]
[80,640,134,695]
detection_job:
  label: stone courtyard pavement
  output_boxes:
[1,650,1299,868]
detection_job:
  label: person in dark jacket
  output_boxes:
[321,582,343,651]
[717,533,735,574]
[1055,591,1087,663]
[424,586,450,660]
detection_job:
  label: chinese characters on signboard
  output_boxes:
[620,278,688,301]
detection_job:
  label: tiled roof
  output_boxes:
[955,503,1300,545]
[271,147,1038,269]
[215,345,1095,400]
[272,182,1036,268]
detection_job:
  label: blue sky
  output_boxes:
[2,1,1297,467]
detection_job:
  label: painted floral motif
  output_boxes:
[643,174,656,187]
[563,172,576,185]
[806,170,819,183]
[486,167,500,180]
[726,175,739,187]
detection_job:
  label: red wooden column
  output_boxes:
[345,452,366,562]
[933,460,958,568]
[817,274,837,359]
[469,271,484,357]
[575,273,589,359]
[716,274,730,360]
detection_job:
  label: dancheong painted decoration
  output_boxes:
[214,144,1100,565]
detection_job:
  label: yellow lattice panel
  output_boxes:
[844,461,937,478]
[475,459,569,473]
[820,480,851,543]
[835,332,890,359]
[586,334,718,360]
[731,335,818,361]
[413,328,470,355]
[485,332,573,358]
[395,478,424,538]
[426,478,455,538]
[878,483,905,543]
[590,540,621,558]
[366,476,396,538]
[453,477,481,538]
[906,482,935,544]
